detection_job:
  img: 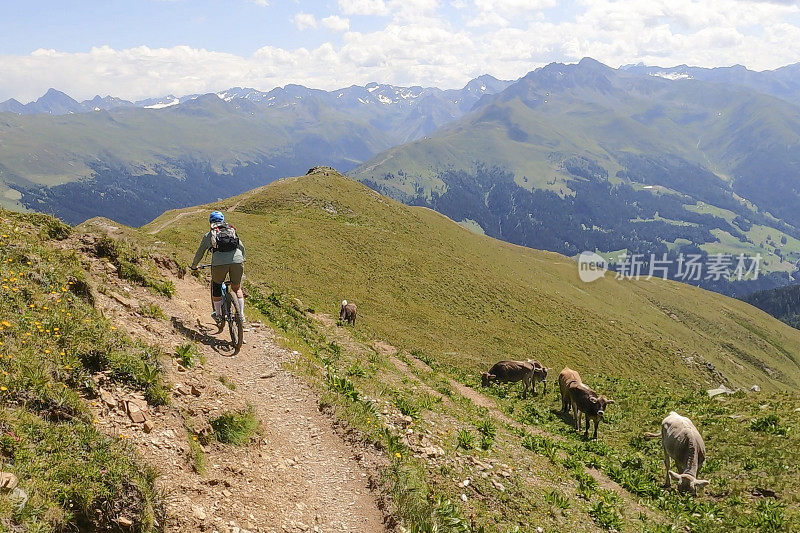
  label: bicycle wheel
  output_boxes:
[225,289,244,354]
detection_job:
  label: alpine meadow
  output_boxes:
[4,1,800,532]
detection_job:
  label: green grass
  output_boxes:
[0,209,164,531]
[185,430,206,475]
[217,375,236,390]
[94,235,175,297]
[139,302,167,320]
[209,407,259,445]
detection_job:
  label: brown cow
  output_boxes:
[558,367,581,413]
[481,360,548,399]
[569,382,614,439]
[339,300,357,325]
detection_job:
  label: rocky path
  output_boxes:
[86,257,388,532]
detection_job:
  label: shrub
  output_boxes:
[140,302,167,320]
[750,415,788,436]
[395,396,419,419]
[746,500,787,532]
[210,407,259,445]
[175,342,203,368]
[325,371,360,402]
[589,499,623,531]
[456,429,475,450]
[544,489,570,509]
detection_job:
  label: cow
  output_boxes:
[644,411,709,496]
[558,367,581,413]
[339,300,357,325]
[481,360,548,399]
[569,382,614,439]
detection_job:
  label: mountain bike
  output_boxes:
[196,264,244,354]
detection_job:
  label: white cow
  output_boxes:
[645,411,709,496]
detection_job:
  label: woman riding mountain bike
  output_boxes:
[190,211,246,350]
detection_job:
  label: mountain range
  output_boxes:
[0,76,510,225]
[352,58,800,295]
[0,75,511,144]
[5,58,800,295]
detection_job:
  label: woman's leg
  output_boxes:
[210,265,230,319]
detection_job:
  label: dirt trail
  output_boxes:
[88,261,387,532]
[147,209,204,235]
[147,194,252,235]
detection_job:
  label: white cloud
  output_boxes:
[247,0,269,6]
[292,12,317,30]
[3,0,800,102]
[466,11,509,27]
[474,0,557,13]
[322,15,351,32]
[338,0,390,16]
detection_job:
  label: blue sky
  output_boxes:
[2,1,348,56]
[2,0,800,102]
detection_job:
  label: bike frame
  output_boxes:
[196,264,243,354]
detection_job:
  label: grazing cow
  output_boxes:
[569,382,614,439]
[481,360,547,399]
[339,300,357,325]
[644,411,709,496]
[558,367,582,413]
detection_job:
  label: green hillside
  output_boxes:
[139,169,800,530]
[0,96,392,224]
[0,209,167,530]
[147,169,800,392]
[351,59,800,291]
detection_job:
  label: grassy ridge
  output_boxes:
[0,210,165,531]
[148,169,800,392]
[142,170,800,530]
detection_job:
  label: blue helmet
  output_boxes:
[209,211,224,224]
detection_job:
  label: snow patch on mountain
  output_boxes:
[650,72,692,80]
[144,98,180,109]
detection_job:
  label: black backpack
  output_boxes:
[210,223,239,252]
